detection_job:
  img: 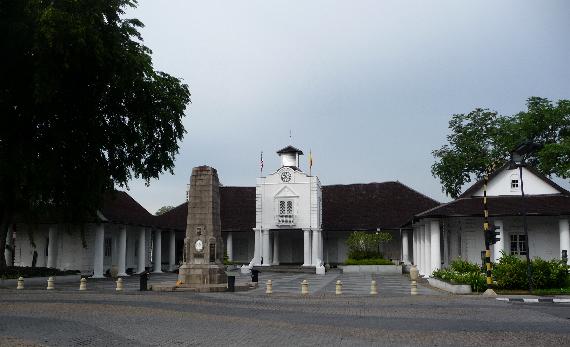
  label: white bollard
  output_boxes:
[116,277,124,291]
[301,279,309,295]
[266,280,273,294]
[79,278,87,291]
[411,280,418,296]
[46,277,55,290]
[16,277,24,290]
[370,280,378,295]
[335,280,342,295]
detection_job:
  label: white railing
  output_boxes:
[276,214,296,226]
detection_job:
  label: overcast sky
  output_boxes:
[124,0,570,214]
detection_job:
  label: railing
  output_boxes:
[276,214,295,226]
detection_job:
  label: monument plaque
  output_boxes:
[177,166,227,288]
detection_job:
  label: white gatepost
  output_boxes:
[402,230,409,264]
[418,224,426,275]
[93,224,105,278]
[262,229,270,266]
[169,230,176,271]
[137,227,146,273]
[47,225,58,269]
[429,220,441,274]
[424,223,431,276]
[560,219,570,265]
[272,231,279,265]
[226,232,233,262]
[153,229,162,273]
[493,220,504,263]
[303,229,312,266]
[118,225,127,276]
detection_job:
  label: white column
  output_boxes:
[493,220,504,263]
[424,221,431,277]
[153,229,162,273]
[303,229,311,266]
[319,230,324,261]
[5,225,13,266]
[138,227,146,273]
[93,224,105,278]
[169,230,176,271]
[312,229,319,265]
[412,226,418,266]
[272,231,279,265]
[118,225,127,276]
[226,232,233,262]
[430,220,441,274]
[419,225,425,275]
[47,225,58,269]
[560,219,570,265]
[111,231,118,267]
[262,229,270,266]
[402,230,409,264]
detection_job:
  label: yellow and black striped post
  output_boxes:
[482,174,493,288]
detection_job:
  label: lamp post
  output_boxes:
[509,140,541,293]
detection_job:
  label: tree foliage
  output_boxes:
[0,0,191,268]
[155,206,174,216]
[346,231,392,260]
[432,97,570,198]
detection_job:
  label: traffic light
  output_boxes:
[485,224,501,245]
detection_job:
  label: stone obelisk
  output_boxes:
[177,166,227,289]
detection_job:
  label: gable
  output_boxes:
[471,167,561,197]
[274,185,299,198]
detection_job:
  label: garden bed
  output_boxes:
[427,277,472,294]
[339,265,402,274]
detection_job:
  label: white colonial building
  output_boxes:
[409,164,570,277]
[252,145,322,267]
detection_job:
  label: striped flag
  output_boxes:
[309,150,313,175]
[260,151,264,175]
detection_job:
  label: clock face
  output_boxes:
[281,171,292,182]
[194,240,203,252]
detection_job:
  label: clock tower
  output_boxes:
[250,145,323,270]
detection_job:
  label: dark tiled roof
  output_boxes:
[276,145,304,155]
[100,191,155,226]
[415,195,570,219]
[154,187,257,232]
[220,187,256,231]
[153,182,439,232]
[322,182,440,231]
[154,202,188,230]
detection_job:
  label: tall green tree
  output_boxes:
[432,97,570,198]
[0,0,191,269]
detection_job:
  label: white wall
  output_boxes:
[472,167,560,197]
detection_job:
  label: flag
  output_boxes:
[260,151,264,174]
[309,150,313,175]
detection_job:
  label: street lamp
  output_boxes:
[509,140,542,293]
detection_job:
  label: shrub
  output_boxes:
[432,259,486,292]
[346,231,392,260]
[345,258,393,265]
[493,252,569,290]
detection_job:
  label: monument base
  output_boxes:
[177,263,228,286]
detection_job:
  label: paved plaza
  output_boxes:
[1,271,570,346]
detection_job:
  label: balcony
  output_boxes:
[276,214,296,226]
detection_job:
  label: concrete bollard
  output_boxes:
[16,277,24,290]
[266,279,273,294]
[46,277,55,290]
[116,277,124,291]
[370,280,378,295]
[335,280,342,295]
[411,280,418,296]
[79,278,87,291]
[301,279,309,295]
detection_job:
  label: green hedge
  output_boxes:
[432,259,487,292]
[345,258,393,265]
[493,252,568,290]
[0,266,80,279]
